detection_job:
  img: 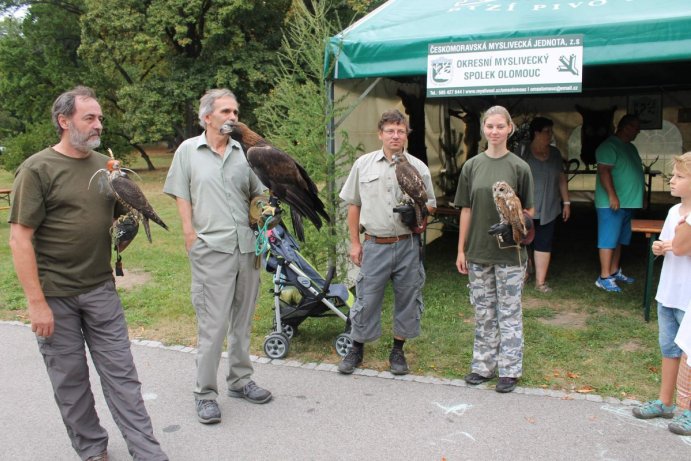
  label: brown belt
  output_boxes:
[364,233,412,244]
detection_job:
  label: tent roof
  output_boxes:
[327,0,691,81]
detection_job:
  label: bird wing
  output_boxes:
[396,162,428,207]
[111,175,168,231]
[395,160,429,227]
[246,145,329,238]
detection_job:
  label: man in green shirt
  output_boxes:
[9,86,167,461]
[594,114,644,292]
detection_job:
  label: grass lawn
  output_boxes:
[0,150,674,401]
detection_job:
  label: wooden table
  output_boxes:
[0,188,10,211]
[429,204,461,231]
[422,201,461,260]
[631,219,664,321]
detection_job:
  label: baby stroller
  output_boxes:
[259,222,354,360]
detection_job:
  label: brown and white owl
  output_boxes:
[492,181,527,245]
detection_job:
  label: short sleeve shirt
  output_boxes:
[594,135,644,209]
[524,146,563,224]
[9,148,116,296]
[454,152,534,266]
[339,150,436,237]
[163,133,265,254]
[655,204,691,310]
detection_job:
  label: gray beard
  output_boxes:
[69,130,101,152]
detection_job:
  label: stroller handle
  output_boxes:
[323,266,336,294]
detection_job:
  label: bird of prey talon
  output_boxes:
[220,121,330,241]
[89,149,169,243]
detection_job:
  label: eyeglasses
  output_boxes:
[382,128,408,136]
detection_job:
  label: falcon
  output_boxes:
[392,153,428,228]
[220,121,330,241]
[90,150,169,243]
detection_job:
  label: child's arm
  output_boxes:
[672,214,691,256]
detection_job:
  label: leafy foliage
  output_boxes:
[79,0,291,146]
[0,0,292,169]
[254,0,364,276]
[0,2,131,169]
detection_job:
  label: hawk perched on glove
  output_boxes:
[90,150,169,243]
[392,153,428,229]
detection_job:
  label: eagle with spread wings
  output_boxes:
[220,121,330,241]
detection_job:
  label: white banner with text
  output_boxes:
[427,35,583,97]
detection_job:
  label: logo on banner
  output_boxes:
[431,57,453,82]
[558,54,579,75]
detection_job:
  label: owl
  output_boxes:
[492,181,527,245]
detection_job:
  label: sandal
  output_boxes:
[535,283,552,293]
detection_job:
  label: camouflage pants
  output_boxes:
[467,261,525,378]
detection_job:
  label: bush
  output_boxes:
[0,121,55,171]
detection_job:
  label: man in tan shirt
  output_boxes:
[338,109,436,375]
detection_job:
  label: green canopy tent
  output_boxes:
[327,0,691,86]
[325,0,691,201]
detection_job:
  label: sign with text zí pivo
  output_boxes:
[427,35,583,98]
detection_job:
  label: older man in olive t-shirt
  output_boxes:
[9,87,167,461]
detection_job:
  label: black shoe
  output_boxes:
[196,399,221,424]
[464,372,493,385]
[389,348,409,375]
[338,348,363,374]
[227,380,272,404]
[495,377,518,393]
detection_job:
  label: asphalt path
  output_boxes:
[2,321,690,460]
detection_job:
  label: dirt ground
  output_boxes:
[113,268,152,291]
[523,297,589,329]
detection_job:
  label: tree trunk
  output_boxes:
[132,144,156,171]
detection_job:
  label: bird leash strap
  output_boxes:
[254,215,277,270]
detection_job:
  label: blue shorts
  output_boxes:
[657,303,685,358]
[532,218,557,252]
[596,208,633,249]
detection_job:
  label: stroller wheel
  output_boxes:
[280,323,295,339]
[264,333,290,359]
[334,333,353,357]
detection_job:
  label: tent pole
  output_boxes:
[326,78,337,267]
[334,77,383,130]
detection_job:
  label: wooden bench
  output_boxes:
[0,188,10,211]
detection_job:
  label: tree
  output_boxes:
[254,0,371,274]
[0,1,135,169]
[79,0,291,148]
[0,0,292,170]
[0,3,133,170]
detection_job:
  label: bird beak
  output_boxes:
[220,122,233,135]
